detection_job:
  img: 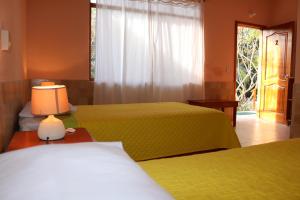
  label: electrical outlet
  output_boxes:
[1,30,10,51]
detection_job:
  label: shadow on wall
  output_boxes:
[0,80,30,152]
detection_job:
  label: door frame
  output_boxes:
[234,21,296,124]
[234,21,266,111]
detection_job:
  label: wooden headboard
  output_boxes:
[0,80,30,152]
[58,80,94,105]
[31,79,94,105]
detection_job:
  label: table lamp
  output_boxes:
[31,85,69,140]
[40,81,55,86]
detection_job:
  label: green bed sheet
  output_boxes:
[61,102,240,161]
[140,139,300,200]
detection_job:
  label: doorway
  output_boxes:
[235,22,295,125]
[236,24,262,115]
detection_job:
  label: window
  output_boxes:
[93,0,204,104]
[90,1,96,79]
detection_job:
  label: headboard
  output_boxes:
[0,80,30,152]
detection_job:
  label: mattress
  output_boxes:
[139,139,300,200]
[61,102,240,161]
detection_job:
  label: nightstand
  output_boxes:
[188,99,239,127]
[7,128,93,152]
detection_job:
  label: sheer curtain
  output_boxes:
[94,0,204,104]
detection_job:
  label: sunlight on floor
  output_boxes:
[236,114,290,147]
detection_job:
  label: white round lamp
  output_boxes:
[31,85,69,141]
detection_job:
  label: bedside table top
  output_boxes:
[7,128,93,152]
[188,99,239,107]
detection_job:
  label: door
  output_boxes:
[259,22,295,124]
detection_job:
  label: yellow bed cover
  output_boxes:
[140,139,300,200]
[63,102,240,161]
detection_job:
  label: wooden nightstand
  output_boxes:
[188,99,239,127]
[7,128,93,152]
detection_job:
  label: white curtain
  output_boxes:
[94,0,204,104]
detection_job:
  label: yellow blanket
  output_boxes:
[140,139,300,200]
[63,102,240,161]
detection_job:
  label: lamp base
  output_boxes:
[38,115,66,141]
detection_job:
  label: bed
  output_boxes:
[140,139,300,199]
[0,142,174,200]
[19,102,240,161]
[60,102,240,161]
[2,138,300,199]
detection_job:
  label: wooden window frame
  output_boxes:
[89,3,96,81]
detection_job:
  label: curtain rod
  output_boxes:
[128,0,204,6]
[98,4,200,20]
[91,0,206,6]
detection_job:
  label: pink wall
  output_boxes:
[26,0,90,80]
[0,0,27,81]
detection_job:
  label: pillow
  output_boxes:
[19,102,77,118]
[19,117,43,131]
[0,142,173,200]
[18,102,34,118]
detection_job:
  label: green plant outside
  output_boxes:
[236,27,261,111]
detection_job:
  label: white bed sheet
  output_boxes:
[0,142,173,200]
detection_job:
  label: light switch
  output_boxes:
[1,30,10,51]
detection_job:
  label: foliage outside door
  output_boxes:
[236,26,261,111]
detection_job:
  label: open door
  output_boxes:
[259,22,295,124]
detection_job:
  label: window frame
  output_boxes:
[89,2,96,81]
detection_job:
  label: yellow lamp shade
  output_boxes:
[31,85,69,116]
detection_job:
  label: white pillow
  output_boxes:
[19,117,43,131]
[0,142,173,200]
[19,102,77,118]
[19,102,34,118]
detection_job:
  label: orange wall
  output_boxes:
[290,0,300,138]
[26,0,90,80]
[204,0,298,99]
[26,0,297,85]
[0,0,27,81]
[204,0,297,82]
[204,0,272,83]
[271,0,297,26]
[203,0,274,99]
[296,0,300,83]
